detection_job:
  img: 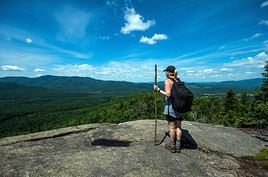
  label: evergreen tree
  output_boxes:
[253,89,263,103]
[224,89,238,113]
[240,92,249,105]
[238,92,250,116]
[261,60,268,102]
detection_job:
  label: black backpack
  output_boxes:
[170,79,193,113]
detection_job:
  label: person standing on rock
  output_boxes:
[154,65,184,153]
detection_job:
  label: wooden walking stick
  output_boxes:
[154,64,158,145]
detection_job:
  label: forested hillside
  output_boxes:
[0,75,151,94]
[0,75,266,138]
[0,75,262,95]
[1,89,267,138]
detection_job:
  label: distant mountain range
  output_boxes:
[0,75,263,96]
[185,78,263,95]
[0,75,151,95]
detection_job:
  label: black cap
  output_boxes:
[163,65,176,73]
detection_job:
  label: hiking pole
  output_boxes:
[154,64,158,146]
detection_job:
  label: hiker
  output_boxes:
[153,65,184,153]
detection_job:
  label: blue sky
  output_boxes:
[0,0,268,82]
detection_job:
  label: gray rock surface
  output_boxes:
[0,120,267,177]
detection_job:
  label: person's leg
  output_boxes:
[175,120,182,140]
[165,120,176,153]
[168,121,176,144]
[175,120,182,152]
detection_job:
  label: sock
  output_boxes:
[175,139,181,147]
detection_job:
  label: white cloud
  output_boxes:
[180,67,194,71]
[52,60,163,82]
[225,52,268,67]
[261,1,268,7]
[1,65,25,71]
[243,33,262,42]
[257,64,265,68]
[257,52,267,57]
[34,68,45,72]
[26,37,32,44]
[187,68,219,77]
[259,20,268,26]
[53,64,95,76]
[140,33,168,45]
[183,68,219,77]
[121,7,155,34]
[55,5,91,41]
[251,33,262,38]
[211,74,221,78]
[30,50,267,82]
[202,69,215,73]
[186,70,195,73]
[220,68,232,72]
[245,71,253,74]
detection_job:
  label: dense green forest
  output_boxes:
[0,63,267,138]
[1,87,267,138]
[67,87,268,128]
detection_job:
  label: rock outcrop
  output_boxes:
[0,120,267,177]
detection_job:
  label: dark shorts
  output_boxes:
[166,114,183,122]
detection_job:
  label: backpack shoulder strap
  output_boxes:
[171,78,184,85]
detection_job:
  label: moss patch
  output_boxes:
[243,148,268,170]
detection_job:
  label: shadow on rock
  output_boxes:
[180,129,198,149]
[156,129,198,149]
[91,139,132,147]
[252,135,268,142]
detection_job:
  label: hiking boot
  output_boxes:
[175,140,181,153]
[175,145,181,153]
[165,143,176,153]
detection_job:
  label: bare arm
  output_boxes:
[154,80,171,97]
[161,80,172,96]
